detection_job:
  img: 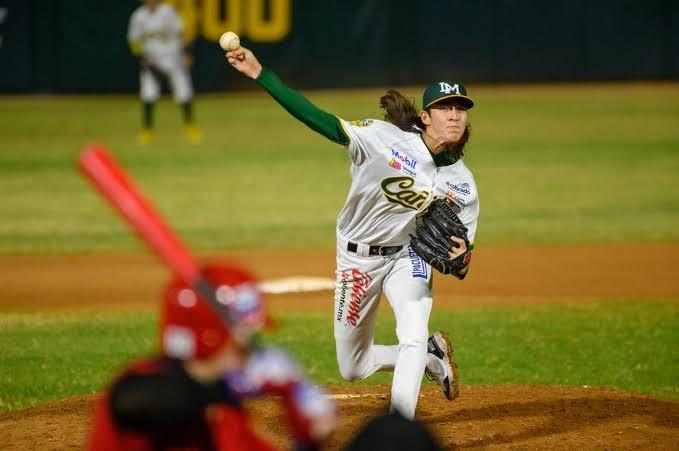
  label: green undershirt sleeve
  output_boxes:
[255,66,350,145]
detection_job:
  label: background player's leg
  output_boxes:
[181,102,193,124]
[143,102,154,129]
[383,253,433,419]
[333,246,398,380]
[168,66,202,144]
[138,69,160,145]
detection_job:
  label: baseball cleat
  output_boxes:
[136,128,154,145]
[184,123,203,145]
[425,331,459,400]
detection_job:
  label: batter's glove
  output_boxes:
[409,198,472,280]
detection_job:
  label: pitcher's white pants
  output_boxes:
[333,240,432,419]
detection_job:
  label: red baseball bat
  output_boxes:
[78,144,232,326]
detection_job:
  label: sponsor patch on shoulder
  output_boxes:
[349,119,374,127]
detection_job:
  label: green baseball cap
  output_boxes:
[422,81,474,109]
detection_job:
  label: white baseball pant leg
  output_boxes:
[155,55,193,104]
[139,68,161,102]
[139,55,193,104]
[333,243,432,419]
[382,247,432,419]
[167,65,193,104]
[333,243,399,382]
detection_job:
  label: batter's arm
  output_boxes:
[226,47,349,145]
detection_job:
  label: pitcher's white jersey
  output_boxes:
[128,4,183,61]
[337,118,479,246]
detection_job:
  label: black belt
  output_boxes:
[347,242,403,256]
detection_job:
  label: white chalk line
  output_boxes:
[328,393,388,400]
[259,276,335,294]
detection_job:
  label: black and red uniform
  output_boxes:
[88,265,334,451]
[88,349,332,451]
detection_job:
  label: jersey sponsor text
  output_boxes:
[390,149,417,170]
[336,273,349,323]
[408,246,428,279]
[389,158,416,177]
[380,176,430,210]
[345,269,373,327]
[445,181,471,195]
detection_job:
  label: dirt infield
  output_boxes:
[1,244,678,449]
[2,244,679,311]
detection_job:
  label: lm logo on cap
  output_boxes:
[439,82,460,94]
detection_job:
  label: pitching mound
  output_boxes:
[1,384,677,450]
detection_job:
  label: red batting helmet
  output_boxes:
[160,264,266,360]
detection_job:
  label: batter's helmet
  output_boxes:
[160,264,267,359]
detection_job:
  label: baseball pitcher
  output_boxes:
[225,47,479,419]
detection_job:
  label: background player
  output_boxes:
[87,264,336,450]
[224,47,479,419]
[127,0,202,145]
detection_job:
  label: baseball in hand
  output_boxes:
[219,31,240,51]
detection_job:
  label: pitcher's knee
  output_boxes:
[337,361,366,381]
[335,337,373,381]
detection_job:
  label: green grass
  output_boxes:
[0,312,155,413]
[1,84,677,418]
[1,82,679,253]
[1,300,677,413]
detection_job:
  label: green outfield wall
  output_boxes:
[1,0,677,93]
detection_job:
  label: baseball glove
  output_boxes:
[409,198,472,280]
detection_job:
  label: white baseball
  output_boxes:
[219,31,240,51]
